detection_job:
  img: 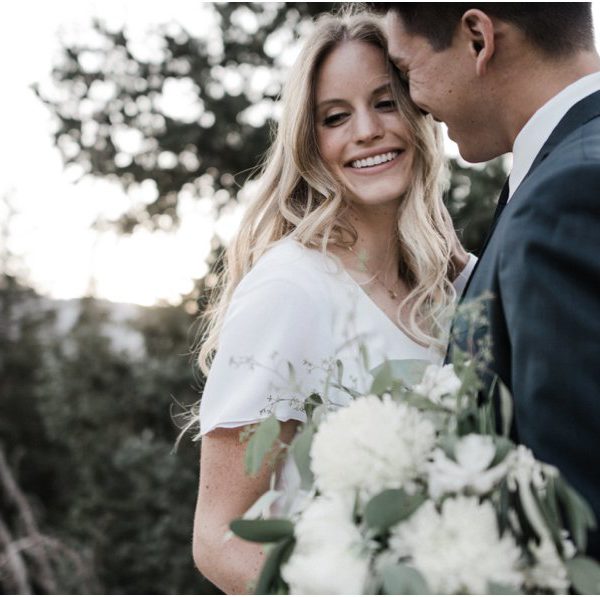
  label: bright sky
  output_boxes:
[2,1,600,307]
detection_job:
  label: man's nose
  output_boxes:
[353,109,384,143]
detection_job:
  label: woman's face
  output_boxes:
[315,40,415,208]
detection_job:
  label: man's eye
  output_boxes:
[323,112,348,126]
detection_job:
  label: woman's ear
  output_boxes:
[461,9,496,77]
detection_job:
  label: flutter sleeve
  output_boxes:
[198,273,332,436]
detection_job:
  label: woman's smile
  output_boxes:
[346,149,405,174]
[315,40,414,207]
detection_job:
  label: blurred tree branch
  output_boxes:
[0,446,99,593]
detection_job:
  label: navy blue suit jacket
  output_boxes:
[453,91,600,558]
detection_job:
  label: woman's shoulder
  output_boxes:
[240,237,340,296]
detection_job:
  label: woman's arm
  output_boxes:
[193,420,299,594]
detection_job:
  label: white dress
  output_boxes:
[199,237,476,513]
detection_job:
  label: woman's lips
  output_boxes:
[346,150,404,174]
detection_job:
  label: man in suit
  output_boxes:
[372,3,600,557]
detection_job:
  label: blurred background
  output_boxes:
[1,2,598,593]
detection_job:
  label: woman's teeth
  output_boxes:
[350,151,399,169]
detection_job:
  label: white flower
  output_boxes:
[281,493,370,594]
[389,497,523,594]
[413,364,462,409]
[428,434,511,499]
[561,531,577,560]
[524,539,569,593]
[310,395,436,501]
[506,445,557,492]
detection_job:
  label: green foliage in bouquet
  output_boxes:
[231,299,600,594]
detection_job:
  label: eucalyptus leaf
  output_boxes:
[544,476,564,530]
[364,488,425,531]
[531,482,563,548]
[244,416,280,475]
[371,359,430,388]
[497,479,510,534]
[381,563,429,595]
[290,424,315,490]
[330,382,363,399]
[490,436,514,467]
[566,556,600,595]
[498,379,514,437]
[335,359,344,383]
[311,404,330,425]
[556,477,597,552]
[303,393,322,421]
[254,537,295,594]
[370,360,394,395]
[230,518,294,543]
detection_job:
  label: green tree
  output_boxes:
[33,297,209,593]
[34,2,505,244]
[34,2,336,233]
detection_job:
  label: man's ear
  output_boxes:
[460,9,496,77]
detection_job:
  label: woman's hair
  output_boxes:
[198,11,457,374]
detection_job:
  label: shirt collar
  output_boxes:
[509,71,600,201]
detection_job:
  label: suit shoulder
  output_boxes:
[531,116,600,195]
[554,114,600,162]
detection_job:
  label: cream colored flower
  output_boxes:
[524,539,569,593]
[428,434,510,499]
[413,364,462,409]
[281,493,370,594]
[310,395,436,502]
[389,497,523,594]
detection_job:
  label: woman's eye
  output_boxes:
[323,112,348,126]
[376,100,396,110]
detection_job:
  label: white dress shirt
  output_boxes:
[509,71,600,201]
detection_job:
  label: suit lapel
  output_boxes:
[462,89,600,300]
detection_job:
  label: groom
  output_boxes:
[373,3,600,557]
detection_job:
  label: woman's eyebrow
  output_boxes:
[315,97,348,110]
[316,82,392,109]
[371,82,392,95]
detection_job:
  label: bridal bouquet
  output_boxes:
[230,315,600,594]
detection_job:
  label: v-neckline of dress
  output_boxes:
[288,237,431,352]
[337,265,431,351]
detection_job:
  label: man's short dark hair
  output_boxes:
[369,3,595,56]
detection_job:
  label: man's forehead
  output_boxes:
[385,11,412,37]
[384,11,414,65]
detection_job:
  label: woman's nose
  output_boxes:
[353,109,384,143]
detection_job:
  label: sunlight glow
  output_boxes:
[2,2,600,306]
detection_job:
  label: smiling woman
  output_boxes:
[189,10,476,594]
[315,41,415,208]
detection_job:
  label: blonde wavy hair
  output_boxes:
[198,11,457,374]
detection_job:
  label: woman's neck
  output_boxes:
[333,202,401,283]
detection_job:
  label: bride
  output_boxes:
[192,11,475,594]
